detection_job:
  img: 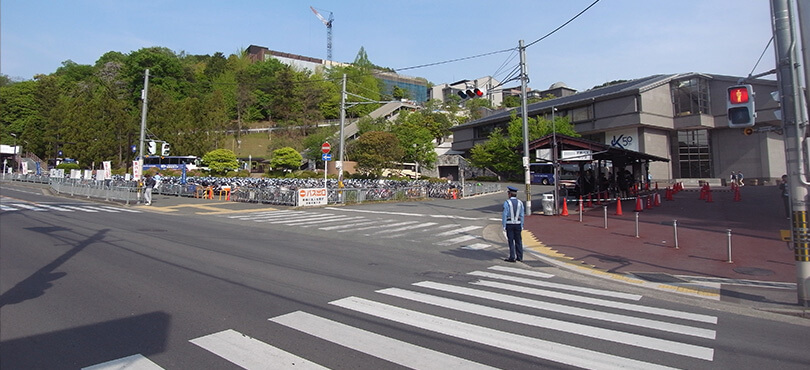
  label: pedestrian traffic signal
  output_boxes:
[147,140,157,155]
[727,84,755,128]
[457,88,484,99]
[161,142,171,156]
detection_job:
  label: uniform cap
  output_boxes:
[507,186,518,192]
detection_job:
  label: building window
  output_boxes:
[671,78,710,117]
[678,130,712,178]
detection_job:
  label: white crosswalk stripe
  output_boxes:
[221,209,491,248]
[0,202,141,213]
[330,297,677,370]
[30,204,74,212]
[271,311,497,369]
[82,354,164,370]
[8,203,47,211]
[88,265,717,369]
[377,288,714,360]
[190,329,327,369]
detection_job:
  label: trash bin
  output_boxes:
[541,193,555,215]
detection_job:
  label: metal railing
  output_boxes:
[1,173,502,207]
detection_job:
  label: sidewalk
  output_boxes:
[522,184,808,315]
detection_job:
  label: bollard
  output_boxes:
[635,211,640,238]
[726,229,733,263]
[603,205,608,229]
[579,199,583,223]
[673,220,679,249]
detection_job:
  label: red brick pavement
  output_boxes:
[524,184,796,283]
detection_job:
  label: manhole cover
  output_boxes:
[522,260,552,268]
[630,272,689,283]
[733,267,774,276]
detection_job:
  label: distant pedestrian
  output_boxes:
[779,174,790,219]
[502,186,524,262]
[729,171,736,186]
[737,171,744,186]
[144,174,156,205]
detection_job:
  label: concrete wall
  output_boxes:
[639,128,672,180]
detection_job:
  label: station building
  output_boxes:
[449,73,783,185]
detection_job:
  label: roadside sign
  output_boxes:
[322,153,331,161]
[298,187,328,207]
[321,142,331,154]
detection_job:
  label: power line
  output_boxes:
[525,0,601,48]
[395,48,516,73]
[394,0,602,74]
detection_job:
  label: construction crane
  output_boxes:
[310,6,333,61]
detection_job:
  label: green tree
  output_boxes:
[202,148,239,175]
[470,111,578,178]
[269,147,303,172]
[347,131,403,176]
[327,47,382,118]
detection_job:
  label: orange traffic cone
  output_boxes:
[634,196,644,212]
[646,195,653,209]
[733,187,741,202]
[654,192,661,206]
[665,187,674,201]
[587,193,593,208]
[561,198,569,216]
[706,187,714,203]
[615,198,623,215]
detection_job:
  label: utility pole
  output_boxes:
[519,40,532,215]
[338,73,347,186]
[772,0,810,306]
[138,69,150,163]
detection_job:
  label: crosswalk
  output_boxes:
[222,209,494,250]
[84,265,718,369]
[0,201,141,213]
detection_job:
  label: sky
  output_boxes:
[1,0,775,92]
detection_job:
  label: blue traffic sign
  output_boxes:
[322,153,332,161]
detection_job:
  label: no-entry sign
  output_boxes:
[321,142,331,154]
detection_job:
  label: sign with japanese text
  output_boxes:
[297,187,328,207]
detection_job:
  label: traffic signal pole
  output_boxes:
[772,0,810,306]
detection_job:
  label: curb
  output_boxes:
[521,230,722,300]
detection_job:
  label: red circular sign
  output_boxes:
[321,142,331,154]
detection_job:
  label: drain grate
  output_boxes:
[630,272,690,283]
[733,267,775,276]
[522,260,552,268]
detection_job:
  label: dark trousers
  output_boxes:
[784,195,790,218]
[506,224,523,260]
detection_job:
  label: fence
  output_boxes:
[0,173,501,206]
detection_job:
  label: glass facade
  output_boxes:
[379,78,428,103]
[671,77,710,117]
[678,130,712,178]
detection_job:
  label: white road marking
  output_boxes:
[331,297,678,370]
[271,311,497,369]
[469,271,643,300]
[190,329,327,369]
[473,280,717,324]
[378,288,714,360]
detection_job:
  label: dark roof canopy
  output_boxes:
[529,134,669,165]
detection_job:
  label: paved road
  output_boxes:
[2,181,809,369]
